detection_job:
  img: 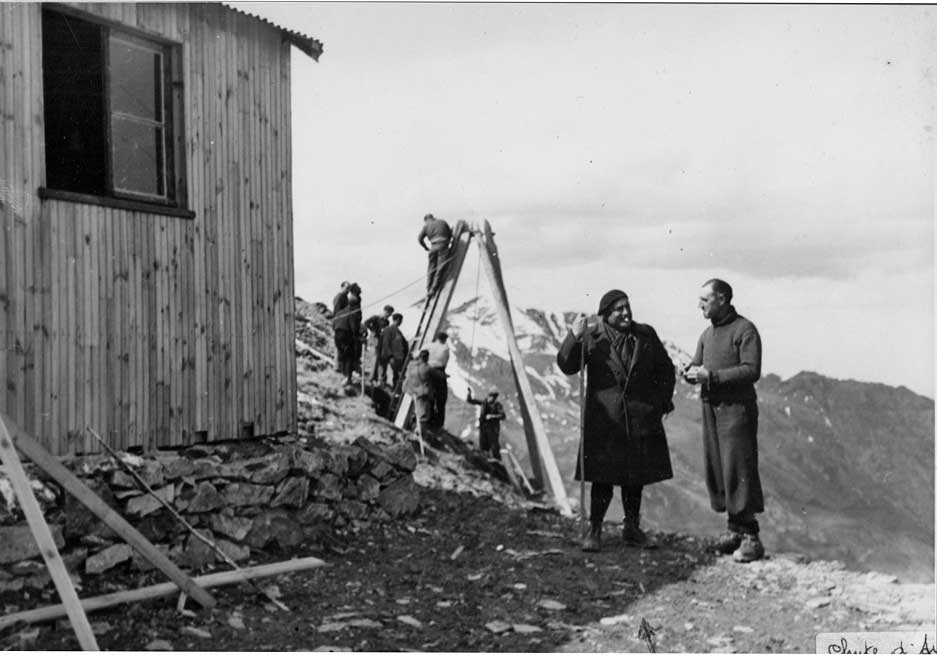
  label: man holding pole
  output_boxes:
[556,290,676,552]
[466,388,506,460]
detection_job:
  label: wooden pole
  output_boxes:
[0,414,216,609]
[0,419,98,650]
[0,557,327,630]
[477,221,572,517]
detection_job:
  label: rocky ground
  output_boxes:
[1,299,933,652]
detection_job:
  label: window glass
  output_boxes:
[109,38,162,122]
[111,117,164,197]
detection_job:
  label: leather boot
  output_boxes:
[622,517,648,547]
[581,523,602,552]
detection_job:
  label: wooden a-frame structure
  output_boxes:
[394,220,572,517]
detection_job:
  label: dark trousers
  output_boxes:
[590,483,643,527]
[428,367,447,429]
[334,329,356,380]
[379,356,404,387]
[479,424,501,460]
[427,248,447,293]
[702,400,763,534]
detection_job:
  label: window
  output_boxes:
[42,8,184,208]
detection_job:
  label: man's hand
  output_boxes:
[570,313,589,339]
[683,365,710,385]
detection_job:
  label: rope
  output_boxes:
[456,247,483,443]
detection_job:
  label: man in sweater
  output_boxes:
[684,279,765,562]
[425,332,450,430]
[417,213,453,295]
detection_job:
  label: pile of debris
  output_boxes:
[0,434,421,593]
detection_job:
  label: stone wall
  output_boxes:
[0,436,420,592]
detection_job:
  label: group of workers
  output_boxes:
[334,212,767,563]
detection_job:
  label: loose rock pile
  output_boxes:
[0,434,421,591]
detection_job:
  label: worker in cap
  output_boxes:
[467,387,506,460]
[556,289,676,552]
[417,213,453,295]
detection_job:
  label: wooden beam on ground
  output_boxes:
[0,414,216,609]
[0,556,327,630]
[394,220,474,429]
[477,221,572,517]
[0,419,98,650]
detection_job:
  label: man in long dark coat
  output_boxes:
[378,313,408,387]
[684,278,765,563]
[332,283,362,388]
[557,289,676,552]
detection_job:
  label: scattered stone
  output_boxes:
[227,615,246,630]
[17,628,40,646]
[224,483,275,507]
[397,615,423,628]
[181,626,212,639]
[369,460,394,481]
[131,544,171,571]
[109,470,137,488]
[144,638,173,651]
[733,625,754,634]
[138,461,165,487]
[179,531,218,570]
[599,613,631,626]
[312,646,352,652]
[485,620,512,634]
[10,560,45,576]
[210,514,253,541]
[337,500,368,520]
[348,618,382,629]
[191,459,223,479]
[0,524,65,564]
[136,512,182,543]
[126,484,174,516]
[806,597,831,610]
[271,476,309,508]
[215,538,250,562]
[314,474,342,501]
[85,544,132,574]
[327,450,349,477]
[537,599,567,611]
[91,621,113,635]
[187,481,225,513]
[513,624,543,634]
[377,477,420,517]
[249,454,291,485]
[317,622,347,633]
[292,448,329,475]
[245,509,303,549]
[159,456,195,480]
[386,443,418,472]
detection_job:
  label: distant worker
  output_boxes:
[466,388,506,460]
[378,313,408,388]
[332,282,362,388]
[364,305,394,382]
[404,349,435,437]
[683,278,765,563]
[417,213,452,295]
[556,289,676,553]
[426,332,450,430]
[331,281,350,372]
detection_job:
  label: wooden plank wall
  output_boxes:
[0,3,298,454]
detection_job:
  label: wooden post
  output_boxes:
[394,220,474,429]
[0,418,98,650]
[0,413,216,609]
[477,221,572,517]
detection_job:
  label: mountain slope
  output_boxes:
[439,296,935,583]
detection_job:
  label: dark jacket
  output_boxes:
[690,306,761,403]
[333,297,361,333]
[379,324,408,362]
[467,396,505,429]
[556,320,675,486]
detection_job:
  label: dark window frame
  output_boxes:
[40,6,189,214]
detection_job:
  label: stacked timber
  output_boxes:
[0,435,420,591]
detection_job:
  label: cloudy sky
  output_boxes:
[235,2,935,397]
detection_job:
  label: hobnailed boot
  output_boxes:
[713,531,743,555]
[622,518,648,548]
[581,523,602,552]
[732,533,765,562]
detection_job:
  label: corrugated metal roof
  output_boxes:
[222,3,323,61]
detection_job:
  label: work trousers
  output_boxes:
[702,400,764,534]
[479,424,501,460]
[334,329,356,380]
[378,356,404,388]
[590,483,643,527]
[429,367,447,429]
[426,248,447,293]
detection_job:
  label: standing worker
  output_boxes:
[331,281,350,372]
[417,213,453,295]
[426,332,451,430]
[404,349,436,438]
[332,282,362,389]
[364,305,394,383]
[466,388,506,460]
[683,278,765,563]
[556,289,676,552]
[378,313,408,388]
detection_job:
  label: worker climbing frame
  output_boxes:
[392,220,572,517]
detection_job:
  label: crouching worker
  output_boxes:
[404,349,436,437]
[467,388,506,460]
[556,289,676,552]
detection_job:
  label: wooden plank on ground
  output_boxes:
[1,414,216,608]
[0,556,326,630]
[0,417,98,650]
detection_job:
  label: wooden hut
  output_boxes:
[0,3,322,454]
